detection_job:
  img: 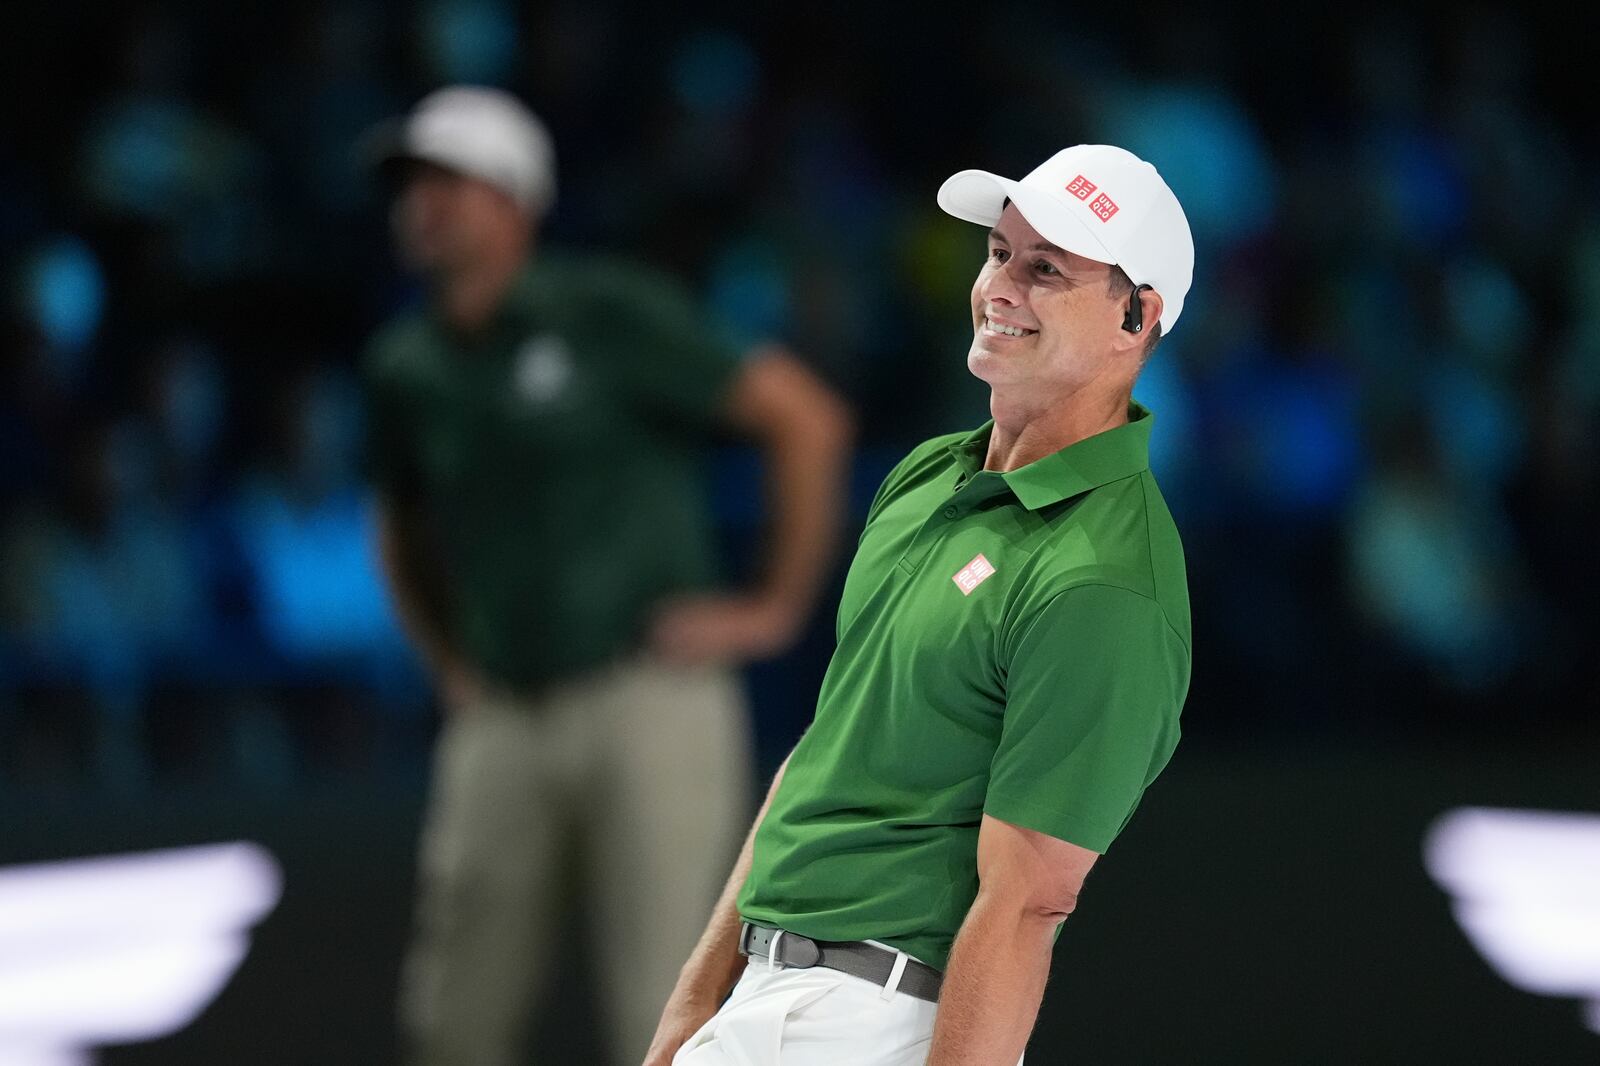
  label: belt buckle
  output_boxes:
[746,924,822,971]
[778,931,821,969]
[761,928,819,966]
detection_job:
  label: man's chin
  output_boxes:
[967,345,1023,386]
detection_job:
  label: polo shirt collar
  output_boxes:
[946,403,1154,510]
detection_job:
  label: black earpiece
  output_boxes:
[1122,283,1152,334]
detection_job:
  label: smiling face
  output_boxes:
[967,203,1134,399]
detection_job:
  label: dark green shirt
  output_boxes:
[362,252,743,690]
[738,404,1191,971]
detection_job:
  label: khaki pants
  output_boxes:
[399,656,752,1066]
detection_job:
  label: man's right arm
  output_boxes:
[641,750,794,1066]
[373,491,481,708]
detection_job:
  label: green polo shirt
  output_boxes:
[361,252,743,691]
[738,403,1190,972]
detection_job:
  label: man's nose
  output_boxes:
[980,260,1024,305]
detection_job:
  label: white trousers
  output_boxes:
[673,960,939,1066]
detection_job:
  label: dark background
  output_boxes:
[2,1,1597,1062]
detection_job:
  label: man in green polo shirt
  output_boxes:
[359,87,854,1066]
[647,144,1194,1066]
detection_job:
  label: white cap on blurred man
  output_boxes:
[938,144,1193,335]
[367,86,556,214]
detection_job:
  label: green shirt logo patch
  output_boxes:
[951,552,997,595]
[512,334,574,406]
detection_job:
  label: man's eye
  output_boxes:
[1034,260,1058,276]
[989,248,1008,263]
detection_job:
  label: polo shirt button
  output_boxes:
[943,506,958,519]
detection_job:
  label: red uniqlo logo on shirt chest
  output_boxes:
[1065,174,1097,200]
[952,553,997,596]
[1089,193,1119,221]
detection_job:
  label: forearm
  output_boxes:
[374,496,462,674]
[753,411,851,618]
[926,893,1061,1066]
[671,753,793,1002]
[731,348,853,622]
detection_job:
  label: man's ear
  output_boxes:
[1113,288,1164,353]
[1137,287,1163,338]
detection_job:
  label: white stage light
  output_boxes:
[1425,807,1600,1035]
[0,843,282,1064]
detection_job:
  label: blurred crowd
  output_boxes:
[2,2,1595,791]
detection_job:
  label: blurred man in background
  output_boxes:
[359,86,853,1066]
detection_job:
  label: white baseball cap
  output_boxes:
[937,145,1194,334]
[366,86,556,213]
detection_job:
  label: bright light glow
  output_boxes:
[0,843,281,1061]
[0,934,250,1043]
[1424,807,1600,1035]
[0,842,279,944]
[0,1047,89,1066]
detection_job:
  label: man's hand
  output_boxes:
[435,656,487,713]
[647,593,803,665]
[640,984,721,1066]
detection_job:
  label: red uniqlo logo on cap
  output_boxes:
[1065,174,1097,200]
[1089,193,1119,221]
[952,553,997,596]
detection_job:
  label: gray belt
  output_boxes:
[738,922,943,1003]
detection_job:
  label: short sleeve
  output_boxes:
[611,266,745,429]
[984,583,1190,853]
